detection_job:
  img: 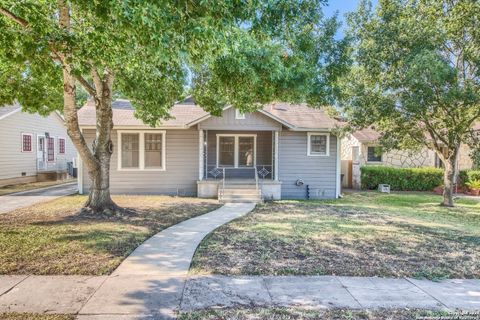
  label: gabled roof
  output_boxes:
[351,127,381,143]
[77,98,340,130]
[0,103,21,120]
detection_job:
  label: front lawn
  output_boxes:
[0,195,220,275]
[191,192,480,279]
[179,308,451,320]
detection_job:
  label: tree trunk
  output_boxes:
[83,74,117,213]
[442,153,458,207]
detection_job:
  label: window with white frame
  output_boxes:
[235,109,246,120]
[307,132,329,156]
[58,138,66,154]
[21,133,33,152]
[118,131,166,170]
[47,137,55,161]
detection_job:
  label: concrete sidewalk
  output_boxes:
[0,274,478,319]
[181,275,480,312]
[0,181,78,214]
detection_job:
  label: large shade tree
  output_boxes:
[340,0,480,206]
[0,0,348,212]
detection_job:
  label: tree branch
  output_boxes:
[74,75,96,97]
[0,7,29,27]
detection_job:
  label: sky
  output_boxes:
[323,0,378,37]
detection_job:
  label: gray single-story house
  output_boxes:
[77,98,341,201]
[0,104,77,187]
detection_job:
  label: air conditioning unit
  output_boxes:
[378,184,390,193]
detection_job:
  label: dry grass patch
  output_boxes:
[0,180,75,196]
[178,308,452,320]
[191,192,480,279]
[0,195,220,275]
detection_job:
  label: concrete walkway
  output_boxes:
[0,181,78,214]
[181,275,480,312]
[78,202,255,319]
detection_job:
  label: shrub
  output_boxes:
[459,170,480,187]
[360,166,443,191]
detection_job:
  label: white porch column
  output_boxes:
[274,131,279,181]
[198,129,204,180]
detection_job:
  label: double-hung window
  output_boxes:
[118,131,166,171]
[307,132,329,156]
[21,133,33,152]
[47,137,55,161]
[58,138,66,154]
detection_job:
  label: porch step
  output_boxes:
[222,189,260,196]
[219,195,262,203]
[218,186,262,203]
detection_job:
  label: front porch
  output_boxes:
[197,130,282,200]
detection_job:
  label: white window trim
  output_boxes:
[235,109,246,120]
[21,133,33,153]
[58,137,66,155]
[117,130,166,171]
[307,132,330,157]
[216,134,257,168]
[366,145,383,163]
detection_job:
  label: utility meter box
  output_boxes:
[378,184,391,193]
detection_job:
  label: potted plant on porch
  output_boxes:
[465,179,480,196]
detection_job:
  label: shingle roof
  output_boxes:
[261,102,340,130]
[0,103,21,119]
[351,127,381,143]
[78,98,340,130]
[78,98,209,128]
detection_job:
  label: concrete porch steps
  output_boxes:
[219,182,262,203]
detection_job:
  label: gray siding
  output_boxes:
[0,111,76,181]
[198,107,282,131]
[82,128,199,195]
[279,131,337,199]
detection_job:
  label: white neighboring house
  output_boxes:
[0,104,77,187]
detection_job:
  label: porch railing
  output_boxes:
[205,165,273,180]
[37,159,68,172]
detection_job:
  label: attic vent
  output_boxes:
[273,106,288,111]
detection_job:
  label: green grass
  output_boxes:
[178,307,453,320]
[190,192,480,279]
[0,195,220,275]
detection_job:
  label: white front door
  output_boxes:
[37,136,46,170]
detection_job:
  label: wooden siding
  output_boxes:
[0,111,76,181]
[198,107,282,131]
[279,131,337,199]
[82,128,199,195]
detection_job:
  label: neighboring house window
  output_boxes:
[58,138,66,154]
[21,133,33,152]
[307,132,329,156]
[235,109,246,120]
[118,130,166,170]
[47,137,55,161]
[367,146,383,162]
